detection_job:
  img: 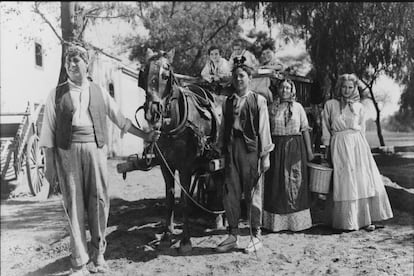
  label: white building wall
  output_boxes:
[116,70,146,157]
[0,2,61,117]
[89,53,146,157]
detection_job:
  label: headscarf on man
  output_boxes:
[334,73,360,114]
[65,43,90,65]
[277,78,297,127]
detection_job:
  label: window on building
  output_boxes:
[35,42,43,67]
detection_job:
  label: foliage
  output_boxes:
[385,71,414,131]
[245,2,414,145]
[126,2,243,76]
[246,2,413,85]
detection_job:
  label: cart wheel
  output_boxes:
[26,134,49,197]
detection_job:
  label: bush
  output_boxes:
[382,109,414,132]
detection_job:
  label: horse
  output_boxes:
[138,48,226,253]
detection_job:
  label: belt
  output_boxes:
[71,125,95,143]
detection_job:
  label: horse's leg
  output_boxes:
[178,169,192,253]
[159,163,175,248]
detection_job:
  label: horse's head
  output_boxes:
[138,48,175,129]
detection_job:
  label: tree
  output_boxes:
[32,1,144,85]
[246,2,414,146]
[126,2,243,76]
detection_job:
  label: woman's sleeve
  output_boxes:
[321,101,332,146]
[298,103,311,132]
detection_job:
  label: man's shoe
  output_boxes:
[69,265,90,276]
[244,236,263,253]
[216,234,238,253]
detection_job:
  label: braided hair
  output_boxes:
[277,79,297,127]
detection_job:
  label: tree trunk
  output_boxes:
[57,2,76,85]
[368,87,385,146]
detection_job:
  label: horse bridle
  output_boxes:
[138,57,189,138]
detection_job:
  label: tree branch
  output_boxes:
[79,9,89,39]
[83,42,122,62]
[33,2,63,43]
[170,1,175,17]
[204,15,233,44]
[84,7,101,17]
[85,14,135,19]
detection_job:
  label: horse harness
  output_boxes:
[156,82,220,158]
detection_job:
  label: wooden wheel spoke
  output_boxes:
[26,134,47,196]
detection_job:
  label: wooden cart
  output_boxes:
[1,102,49,197]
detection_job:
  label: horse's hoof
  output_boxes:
[158,232,173,249]
[178,240,192,254]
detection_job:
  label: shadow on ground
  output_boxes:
[1,197,66,234]
[104,197,228,263]
[26,256,71,276]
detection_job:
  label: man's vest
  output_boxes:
[223,92,259,153]
[55,81,108,149]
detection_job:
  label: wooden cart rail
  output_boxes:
[1,102,49,198]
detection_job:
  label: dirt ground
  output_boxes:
[1,156,413,276]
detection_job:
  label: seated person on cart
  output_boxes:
[259,42,284,72]
[250,42,284,104]
[228,39,259,71]
[198,45,232,96]
[201,45,231,84]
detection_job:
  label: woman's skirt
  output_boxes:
[263,135,312,232]
[325,130,393,230]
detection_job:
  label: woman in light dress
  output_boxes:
[322,73,393,231]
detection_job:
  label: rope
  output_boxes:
[153,142,225,215]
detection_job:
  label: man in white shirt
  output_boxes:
[39,44,160,276]
[201,45,231,84]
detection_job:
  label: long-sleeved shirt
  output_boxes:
[201,57,231,82]
[321,99,366,146]
[269,101,311,136]
[39,79,132,148]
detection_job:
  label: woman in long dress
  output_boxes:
[263,79,315,232]
[322,73,393,231]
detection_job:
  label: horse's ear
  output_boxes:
[146,48,155,61]
[166,48,175,63]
